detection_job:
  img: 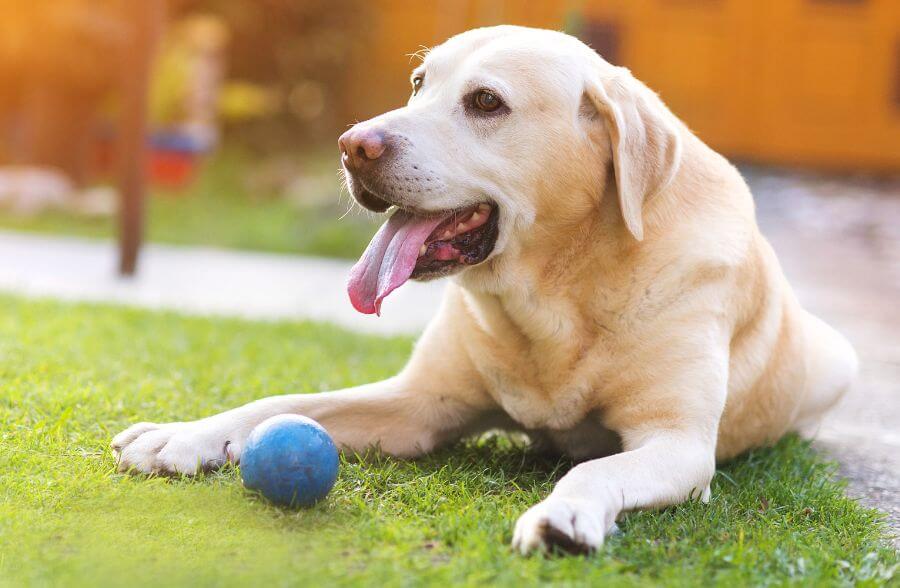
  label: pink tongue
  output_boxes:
[347,209,446,315]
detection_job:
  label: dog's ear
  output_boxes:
[583,68,682,241]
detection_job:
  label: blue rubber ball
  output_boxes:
[241,414,339,508]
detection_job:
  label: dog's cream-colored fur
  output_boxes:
[112,26,858,554]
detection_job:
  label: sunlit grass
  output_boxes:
[0,148,380,258]
[0,295,896,587]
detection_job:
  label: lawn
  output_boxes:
[0,149,380,259]
[0,295,896,587]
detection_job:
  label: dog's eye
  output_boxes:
[473,90,502,112]
[412,75,424,95]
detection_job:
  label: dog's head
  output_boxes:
[342,26,682,314]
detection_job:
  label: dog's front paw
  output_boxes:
[512,497,613,556]
[111,419,241,475]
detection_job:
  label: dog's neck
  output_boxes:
[455,186,641,346]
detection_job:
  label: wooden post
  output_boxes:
[117,0,164,276]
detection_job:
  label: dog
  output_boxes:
[112,26,858,555]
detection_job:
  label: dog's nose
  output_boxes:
[339,126,387,170]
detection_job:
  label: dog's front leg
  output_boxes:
[113,374,492,475]
[512,430,717,554]
[113,304,496,475]
[513,342,727,555]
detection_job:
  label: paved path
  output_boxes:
[0,168,896,543]
[0,230,444,336]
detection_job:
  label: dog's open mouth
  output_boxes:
[347,203,499,315]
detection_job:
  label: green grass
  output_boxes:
[0,149,380,258]
[0,295,896,587]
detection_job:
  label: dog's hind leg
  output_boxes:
[792,311,859,433]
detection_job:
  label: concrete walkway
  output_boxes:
[0,230,444,336]
[0,168,896,542]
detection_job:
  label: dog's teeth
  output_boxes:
[478,203,491,213]
[470,211,481,222]
[442,230,452,239]
[419,245,427,257]
[456,223,466,232]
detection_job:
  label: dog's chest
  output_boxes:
[475,346,605,430]
[460,284,617,430]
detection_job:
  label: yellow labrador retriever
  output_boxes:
[113,26,858,554]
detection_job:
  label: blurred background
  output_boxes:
[0,0,896,267]
[0,0,897,536]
